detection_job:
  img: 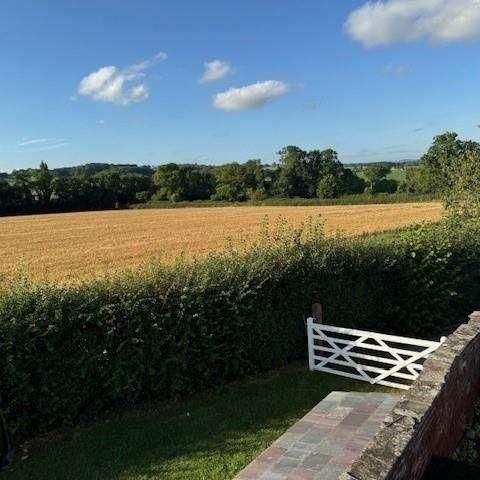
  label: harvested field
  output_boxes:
[0,202,442,283]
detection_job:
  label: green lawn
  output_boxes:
[4,363,386,480]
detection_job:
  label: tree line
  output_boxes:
[0,163,154,215]
[400,132,480,196]
[1,134,476,215]
[401,132,480,217]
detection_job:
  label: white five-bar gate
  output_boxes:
[307,318,446,390]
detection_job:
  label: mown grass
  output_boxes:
[4,363,389,480]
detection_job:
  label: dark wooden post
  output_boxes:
[312,303,323,324]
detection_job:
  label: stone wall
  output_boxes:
[342,311,480,480]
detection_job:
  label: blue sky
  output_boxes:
[1,0,479,171]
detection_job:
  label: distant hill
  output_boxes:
[0,163,156,182]
[52,163,155,177]
[345,159,419,169]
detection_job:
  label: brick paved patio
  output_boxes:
[234,391,397,480]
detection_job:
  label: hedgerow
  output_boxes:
[1,217,479,439]
[131,192,439,209]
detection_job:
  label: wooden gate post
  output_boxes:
[312,303,323,324]
[308,303,323,371]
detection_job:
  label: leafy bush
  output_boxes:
[1,218,480,440]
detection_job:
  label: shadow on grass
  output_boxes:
[4,362,390,480]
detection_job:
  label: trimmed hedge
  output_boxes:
[1,218,480,439]
[131,192,439,209]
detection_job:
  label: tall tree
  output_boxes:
[31,161,54,207]
[340,168,366,195]
[95,169,153,205]
[153,164,187,202]
[305,149,343,198]
[443,147,480,217]
[183,168,215,200]
[12,170,34,207]
[275,146,308,197]
[276,146,356,199]
[211,163,247,201]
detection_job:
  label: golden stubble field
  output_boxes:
[0,203,443,283]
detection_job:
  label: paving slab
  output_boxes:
[234,391,398,480]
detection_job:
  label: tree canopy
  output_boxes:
[5,132,476,216]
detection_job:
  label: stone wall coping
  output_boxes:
[343,311,480,480]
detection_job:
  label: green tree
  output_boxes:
[12,170,34,207]
[211,163,246,201]
[400,167,434,194]
[275,146,308,197]
[405,132,480,194]
[275,146,347,198]
[420,132,465,192]
[184,168,216,200]
[444,147,480,217]
[362,165,391,194]
[0,181,24,214]
[53,176,88,210]
[304,149,342,198]
[153,164,215,202]
[340,168,366,195]
[93,169,152,206]
[31,161,54,207]
[316,173,338,198]
[153,164,187,202]
[243,160,266,190]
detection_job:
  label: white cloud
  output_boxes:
[200,60,232,83]
[16,138,68,152]
[17,138,53,147]
[345,0,480,47]
[154,51,168,61]
[384,63,412,76]
[213,80,288,111]
[78,51,167,105]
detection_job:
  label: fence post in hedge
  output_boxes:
[308,303,323,371]
[312,303,323,324]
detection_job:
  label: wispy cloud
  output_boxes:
[345,0,480,47]
[200,60,232,83]
[213,80,288,111]
[16,138,68,152]
[384,63,412,76]
[17,138,54,147]
[78,51,167,106]
[33,142,69,152]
